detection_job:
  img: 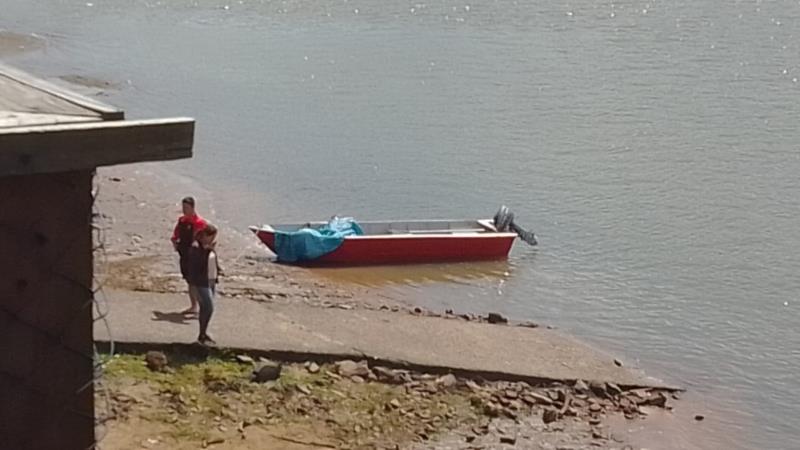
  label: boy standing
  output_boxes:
[170,196,207,315]
[187,224,219,344]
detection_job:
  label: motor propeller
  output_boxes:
[493,205,538,246]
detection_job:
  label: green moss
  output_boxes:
[101,352,484,449]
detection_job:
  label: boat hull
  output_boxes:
[251,228,516,266]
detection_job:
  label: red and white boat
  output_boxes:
[249,214,536,266]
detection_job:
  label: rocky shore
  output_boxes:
[100,350,676,450]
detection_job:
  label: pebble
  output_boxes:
[436,374,458,390]
[695,414,705,421]
[235,354,254,364]
[542,408,559,424]
[144,351,168,372]
[499,435,517,445]
[487,312,508,324]
[252,361,282,382]
[306,362,320,374]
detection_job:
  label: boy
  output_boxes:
[187,224,219,344]
[170,196,207,315]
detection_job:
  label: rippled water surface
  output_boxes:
[5,0,800,447]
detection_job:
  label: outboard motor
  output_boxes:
[493,205,538,246]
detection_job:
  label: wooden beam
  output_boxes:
[0,63,124,120]
[0,111,100,128]
[0,117,195,177]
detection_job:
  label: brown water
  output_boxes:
[4,0,800,448]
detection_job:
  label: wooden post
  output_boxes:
[0,170,95,449]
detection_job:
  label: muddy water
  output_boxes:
[4,0,800,448]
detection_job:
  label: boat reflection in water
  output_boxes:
[309,259,513,289]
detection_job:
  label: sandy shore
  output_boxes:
[95,164,399,311]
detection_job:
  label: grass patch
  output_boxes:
[100,351,483,449]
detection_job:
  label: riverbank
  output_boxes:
[93,164,695,449]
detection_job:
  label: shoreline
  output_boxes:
[93,163,707,449]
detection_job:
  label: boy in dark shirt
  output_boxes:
[187,224,219,345]
[170,196,207,315]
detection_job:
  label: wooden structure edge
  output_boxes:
[0,117,195,176]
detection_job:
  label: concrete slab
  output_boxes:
[96,290,672,388]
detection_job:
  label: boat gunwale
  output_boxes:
[248,222,517,240]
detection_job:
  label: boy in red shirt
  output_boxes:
[170,196,207,315]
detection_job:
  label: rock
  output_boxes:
[306,362,320,374]
[351,376,365,384]
[252,361,282,382]
[335,360,372,378]
[519,321,539,328]
[110,177,122,182]
[642,392,668,408]
[592,428,606,440]
[504,389,518,400]
[373,366,402,383]
[487,312,508,324]
[606,383,623,397]
[522,392,554,406]
[589,403,602,413]
[482,402,502,417]
[144,351,168,372]
[695,414,705,421]
[389,399,401,409]
[502,407,518,420]
[295,384,312,395]
[588,416,602,425]
[574,380,589,393]
[472,425,489,435]
[419,382,439,394]
[589,381,607,397]
[324,370,342,381]
[465,380,483,392]
[614,358,623,367]
[542,408,560,424]
[413,307,423,314]
[499,435,517,445]
[436,374,458,390]
[202,437,225,447]
[235,355,254,364]
[465,435,476,443]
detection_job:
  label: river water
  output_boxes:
[4,0,799,448]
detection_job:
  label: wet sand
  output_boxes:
[95,163,398,310]
[0,30,44,56]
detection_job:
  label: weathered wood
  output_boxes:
[0,111,100,128]
[0,63,123,120]
[0,117,195,176]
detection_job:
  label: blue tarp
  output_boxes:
[273,217,364,262]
